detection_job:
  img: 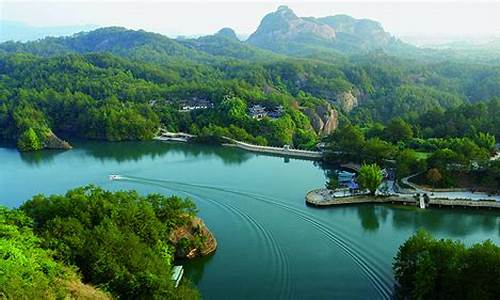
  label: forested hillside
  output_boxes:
[0,10,499,152]
[1,186,207,299]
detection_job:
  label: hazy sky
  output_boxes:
[1,0,500,38]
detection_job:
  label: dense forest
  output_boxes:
[0,186,206,299]
[394,230,500,300]
[1,27,499,151]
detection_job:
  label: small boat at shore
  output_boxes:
[109,174,122,181]
[171,265,184,288]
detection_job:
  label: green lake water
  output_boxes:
[1,141,499,299]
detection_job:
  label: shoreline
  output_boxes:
[305,189,500,210]
[155,131,323,160]
[223,138,322,159]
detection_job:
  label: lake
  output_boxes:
[1,141,499,299]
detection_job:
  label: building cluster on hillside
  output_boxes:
[178,98,214,112]
[150,98,214,111]
[248,104,284,120]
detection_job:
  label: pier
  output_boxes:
[223,138,323,160]
[154,130,323,160]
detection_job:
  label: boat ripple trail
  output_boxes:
[119,175,391,298]
[119,177,293,300]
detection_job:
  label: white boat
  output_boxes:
[109,174,122,181]
[171,265,184,288]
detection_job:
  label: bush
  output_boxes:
[0,206,109,299]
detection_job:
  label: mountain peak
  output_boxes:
[247,5,335,52]
[276,5,295,15]
[216,27,238,40]
[248,7,400,55]
[274,5,299,21]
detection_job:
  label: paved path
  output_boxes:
[400,174,500,202]
[223,137,323,159]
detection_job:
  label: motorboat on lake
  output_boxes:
[109,174,122,181]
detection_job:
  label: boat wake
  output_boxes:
[117,175,393,299]
[118,176,294,299]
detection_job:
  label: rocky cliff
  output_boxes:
[247,6,336,52]
[302,104,338,136]
[336,90,359,112]
[169,217,217,259]
[43,131,72,150]
[247,6,403,55]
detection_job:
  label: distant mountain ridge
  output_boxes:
[0,26,213,63]
[0,6,413,62]
[0,20,98,42]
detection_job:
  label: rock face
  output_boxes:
[302,105,338,136]
[247,6,401,54]
[216,27,239,40]
[247,6,336,52]
[169,217,217,259]
[43,131,72,150]
[317,15,394,50]
[336,90,358,112]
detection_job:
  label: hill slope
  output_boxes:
[0,26,212,64]
[179,28,283,61]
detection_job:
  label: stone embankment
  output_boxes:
[305,189,415,207]
[427,198,500,209]
[306,188,500,210]
[225,139,323,160]
[154,131,323,160]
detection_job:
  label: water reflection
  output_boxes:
[353,204,499,237]
[181,252,215,285]
[390,206,499,238]
[19,149,66,166]
[357,205,390,232]
[76,140,253,165]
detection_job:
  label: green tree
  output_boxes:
[326,124,366,162]
[325,177,339,190]
[362,138,396,164]
[474,132,496,153]
[395,149,425,178]
[357,163,383,195]
[384,118,414,143]
[394,230,500,300]
[426,168,442,188]
[17,128,42,151]
[219,95,248,122]
[427,148,459,172]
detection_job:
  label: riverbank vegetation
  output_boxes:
[323,116,499,192]
[394,230,500,300]
[1,186,213,299]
